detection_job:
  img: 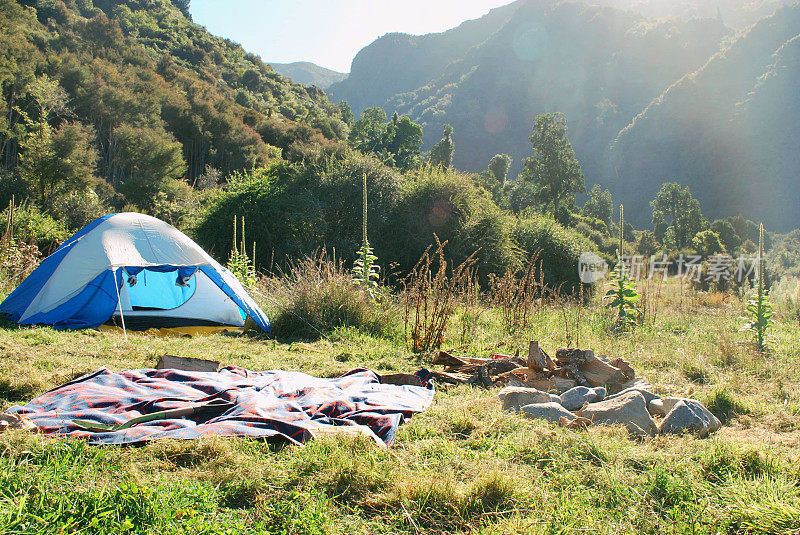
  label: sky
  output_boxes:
[190,0,514,73]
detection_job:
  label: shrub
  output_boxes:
[195,152,401,271]
[512,214,596,296]
[196,157,517,285]
[381,166,516,282]
[0,203,69,254]
[770,276,800,321]
[47,187,109,230]
[265,252,398,340]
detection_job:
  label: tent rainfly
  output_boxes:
[0,213,269,335]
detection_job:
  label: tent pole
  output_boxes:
[114,268,128,341]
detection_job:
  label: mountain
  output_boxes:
[332,0,730,208]
[331,0,800,229]
[598,0,794,29]
[329,0,525,116]
[269,62,347,89]
[609,4,800,230]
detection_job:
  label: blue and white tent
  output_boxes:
[0,213,269,334]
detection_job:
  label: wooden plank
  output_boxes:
[528,340,543,373]
[156,355,219,372]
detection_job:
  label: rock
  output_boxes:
[648,397,683,417]
[559,386,607,411]
[549,394,562,404]
[607,378,653,395]
[521,402,577,424]
[659,400,722,438]
[607,387,660,406]
[498,386,554,411]
[577,391,658,436]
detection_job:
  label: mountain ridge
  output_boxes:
[329,0,800,229]
[269,61,347,89]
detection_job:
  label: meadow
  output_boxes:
[1,269,799,535]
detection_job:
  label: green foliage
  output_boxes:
[636,230,660,257]
[740,225,774,353]
[520,113,585,216]
[47,187,109,231]
[605,268,642,331]
[693,229,726,257]
[352,174,380,294]
[711,219,742,253]
[605,206,642,330]
[226,216,257,288]
[0,0,347,214]
[512,214,595,296]
[583,184,613,229]
[488,154,512,185]
[429,124,455,169]
[268,253,397,340]
[386,165,515,282]
[114,124,187,209]
[0,202,69,254]
[651,182,706,250]
[347,107,423,171]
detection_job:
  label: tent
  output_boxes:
[0,213,269,335]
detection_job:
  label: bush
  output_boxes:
[771,276,800,321]
[197,154,517,284]
[47,187,109,230]
[512,214,597,296]
[265,252,398,340]
[0,203,70,254]
[380,166,516,282]
[195,151,401,269]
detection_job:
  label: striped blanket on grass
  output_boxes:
[6,366,434,446]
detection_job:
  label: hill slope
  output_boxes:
[0,0,347,196]
[269,61,347,89]
[331,0,800,228]
[609,4,800,229]
[333,0,729,198]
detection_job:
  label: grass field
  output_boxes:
[1,277,799,534]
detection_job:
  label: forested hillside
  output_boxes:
[331,1,730,220]
[610,4,800,230]
[0,0,348,219]
[331,0,800,229]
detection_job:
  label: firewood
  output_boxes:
[432,351,469,367]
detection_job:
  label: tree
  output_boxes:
[17,77,96,205]
[348,108,422,171]
[348,107,388,154]
[520,113,585,217]
[711,219,742,253]
[636,230,659,257]
[429,124,455,169]
[476,154,512,208]
[171,0,191,19]
[650,182,705,250]
[692,229,725,257]
[114,124,187,208]
[386,115,422,171]
[338,101,354,126]
[582,184,613,228]
[488,154,512,185]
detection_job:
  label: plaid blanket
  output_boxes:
[6,367,434,446]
